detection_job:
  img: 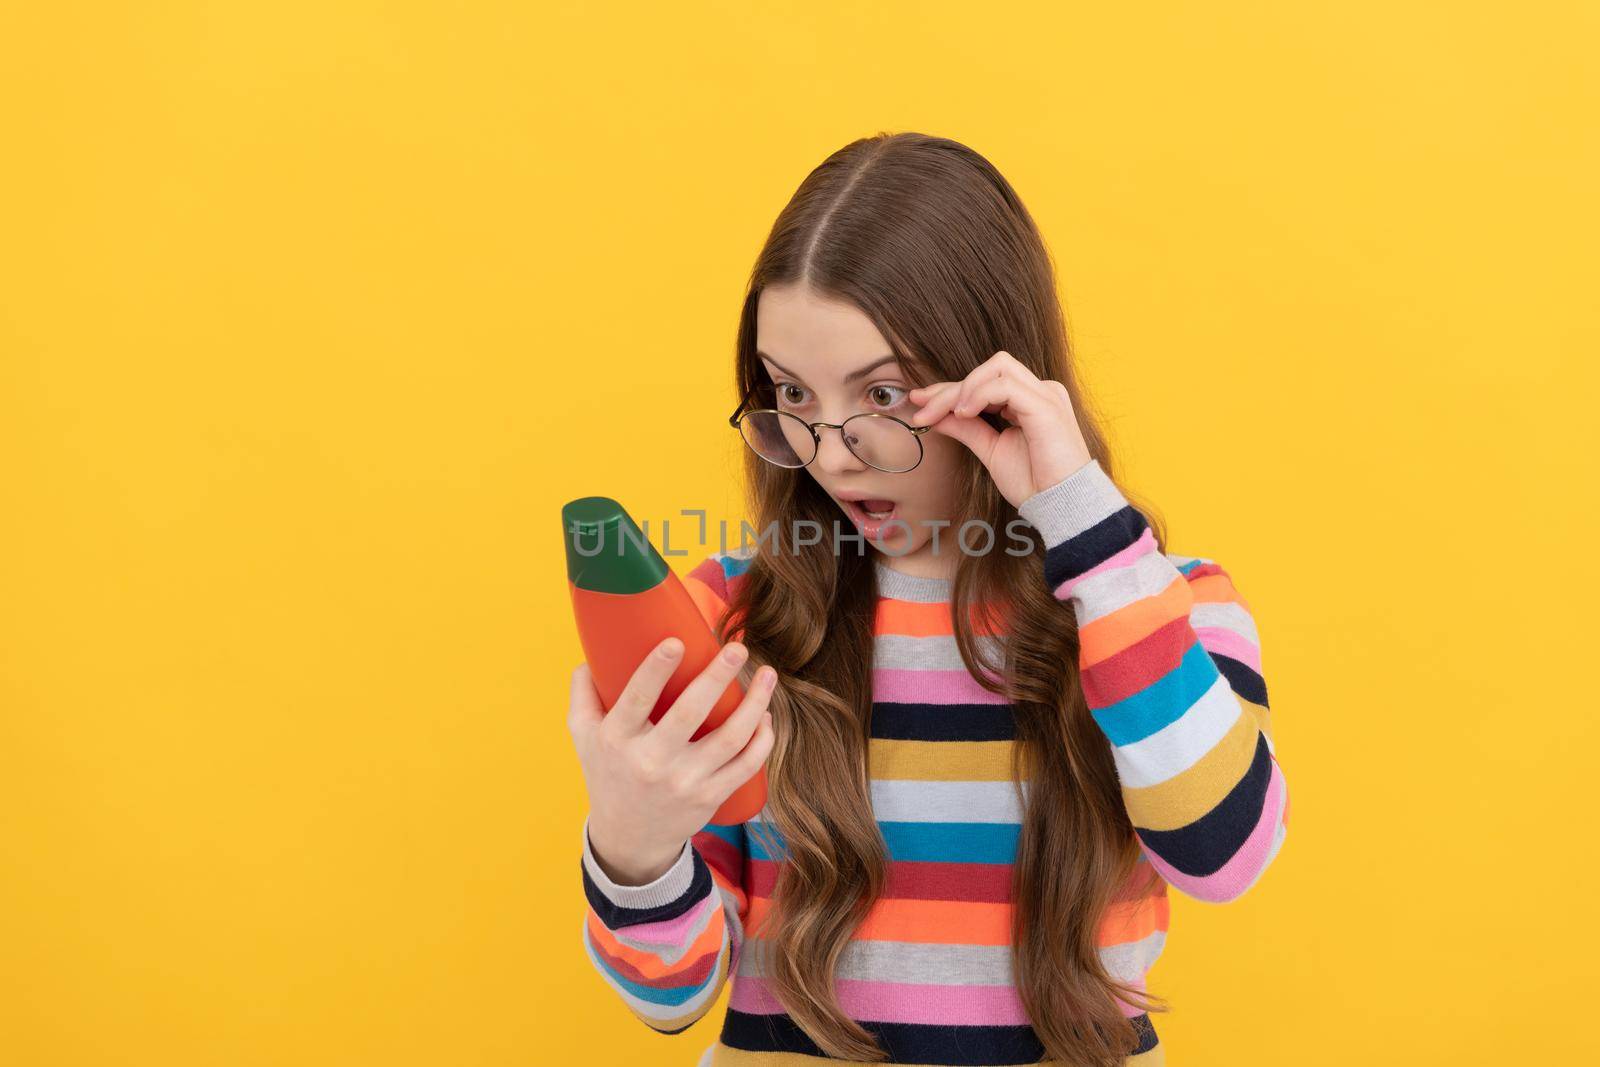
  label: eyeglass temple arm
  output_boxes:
[728,387,754,427]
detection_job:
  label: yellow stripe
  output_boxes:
[1246,695,1273,746]
[868,737,1017,781]
[1122,699,1259,830]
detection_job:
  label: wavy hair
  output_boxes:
[716,132,1172,1065]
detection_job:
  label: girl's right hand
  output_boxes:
[567,637,778,886]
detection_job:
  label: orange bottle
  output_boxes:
[562,495,766,825]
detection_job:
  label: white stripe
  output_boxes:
[1110,674,1243,788]
[1068,551,1184,626]
[870,778,1026,823]
[874,632,1006,671]
[1190,600,1260,645]
[1101,928,1168,983]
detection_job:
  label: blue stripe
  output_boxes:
[696,822,744,850]
[582,927,723,1007]
[744,821,785,861]
[740,819,1021,864]
[720,553,755,580]
[1090,639,1221,747]
[879,821,1021,864]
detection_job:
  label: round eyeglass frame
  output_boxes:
[728,389,933,473]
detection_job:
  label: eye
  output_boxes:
[774,382,809,409]
[868,384,909,410]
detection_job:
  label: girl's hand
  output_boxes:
[567,638,778,886]
[907,351,1093,510]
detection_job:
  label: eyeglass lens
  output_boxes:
[737,410,921,472]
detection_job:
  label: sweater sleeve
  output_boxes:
[1015,459,1289,903]
[577,551,754,1031]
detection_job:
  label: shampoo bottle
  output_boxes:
[562,495,766,825]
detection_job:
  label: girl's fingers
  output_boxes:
[952,375,1035,423]
[648,640,749,750]
[951,365,998,417]
[954,355,1045,413]
[910,354,1088,503]
[607,637,686,735]
[687,663,777,780]
[907,382,962,426]
[912,355,1055,425]
[924,406,1001,457]
[702,701,777,803]
[955,365,1061,435]
[567,662,605,739]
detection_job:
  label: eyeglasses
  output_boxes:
[728,388,933,473]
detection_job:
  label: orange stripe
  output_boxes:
[623,938,730,1033]
[1099,892,1170,946]
[1188,569,1251,612]
[1077,573,1189,668]
[743,893,1167,949]
[683,574,732,633]
[875,598,1007,638]
[584,900,726,982]
[706,861,750,919]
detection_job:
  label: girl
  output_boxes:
[569,132,1287,1066]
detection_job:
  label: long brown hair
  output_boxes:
[718,132,1172,1065]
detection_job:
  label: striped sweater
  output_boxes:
[579,457,1288,1065]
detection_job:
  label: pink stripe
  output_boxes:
[873,667,1009,705]
[1194,626,1262,673]
[617,891,715,946]
[731,974,1032,1025]
[1115,976,1150,1018]
[1054,528,1158,599]
[1142,757,1287,903]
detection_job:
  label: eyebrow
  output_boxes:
[756,351,902,385]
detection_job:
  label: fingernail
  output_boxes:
[759,666,776,688]
[722,643,747,665]
[659,639,682,659]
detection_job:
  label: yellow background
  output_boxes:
[3,3,1595,1064]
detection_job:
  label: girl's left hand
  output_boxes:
[907,351,1093,510]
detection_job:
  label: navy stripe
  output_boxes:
[1039,504,1150,591]
[1135,731,1273,875]
[871,701,1017,742]
[579,847,712,930]
[1210,651,1269,708]
[720,1008,1158,1063]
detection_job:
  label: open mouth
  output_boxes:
[842,498,898,524]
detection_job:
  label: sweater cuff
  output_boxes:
[580,814,697,910]
[1015,457,1128,549]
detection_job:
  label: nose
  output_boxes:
[812,420,868,476]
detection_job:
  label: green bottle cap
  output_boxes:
[562,496,670,594]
